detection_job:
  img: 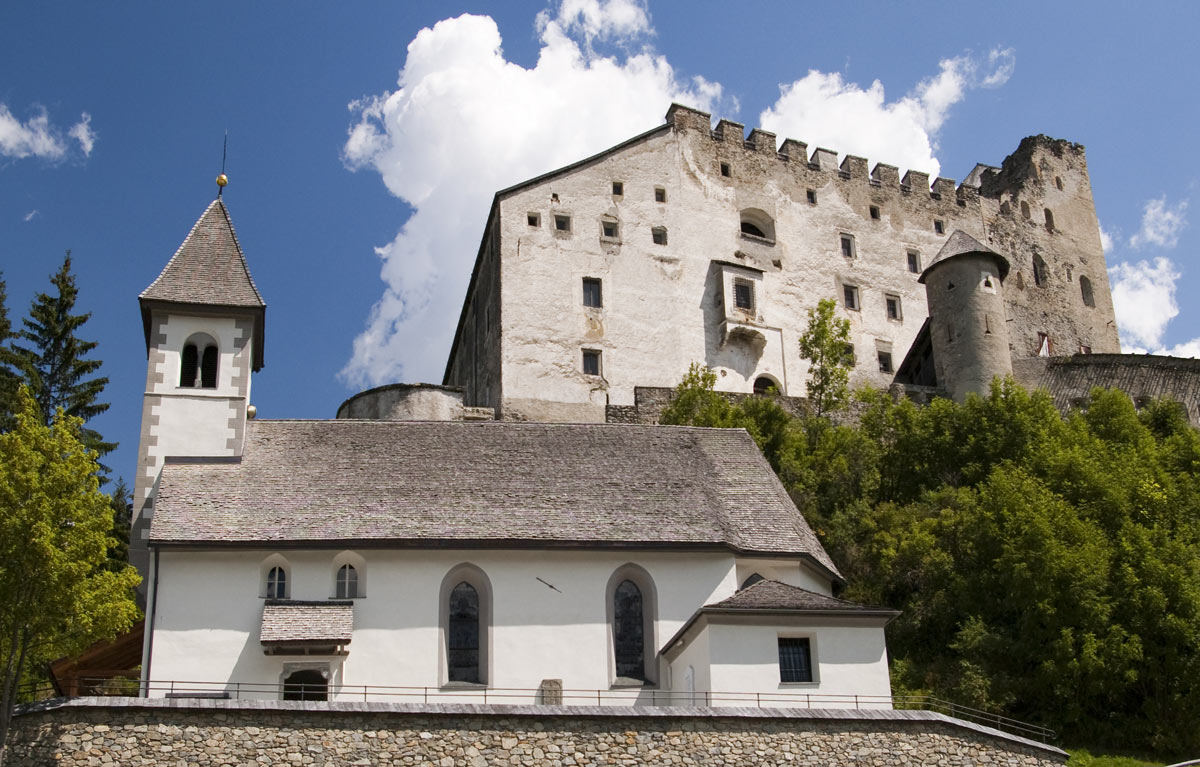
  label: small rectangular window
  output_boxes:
[778,637,813,683]
[806,189,817,204]
[907,251,920,273]
[720,162,731,177]
[733,280,754,311]
[869,205,880,220]
[843,284,859,311]
[885,294,901,320]
[840,234,855,259]
[1037,332,1052,357]
[554,214,572,232]
[582,349,601,376]
[655,186,667,203]
[652,227,668,245]
[878,351,893,373]
[582,278,602,308]
[934,219,944,234]
[601,220,619,240]
[612,181,624,196]
[527,213,540,227]
[1080,345,1092,354]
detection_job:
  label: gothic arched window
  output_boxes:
[267,566,287,599]
[613,580,645,681]
[448,582,481,683]
[336,564,358,599]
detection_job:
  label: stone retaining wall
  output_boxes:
[6,698,1067,766]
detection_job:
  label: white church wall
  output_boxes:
[147,547,764,702]
[733,558,831,595]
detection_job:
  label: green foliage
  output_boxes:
[0,387,140,755]
[9,255,114,461]
[105,478,132,572]
[1067,749,1163,767]
[797,298,854,416]
[660,369,1200,757]
[0,274,19,430]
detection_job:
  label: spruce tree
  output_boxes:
[0,273,18,427]
[11,254,115,458]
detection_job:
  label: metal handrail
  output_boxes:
[19,677,1056,743]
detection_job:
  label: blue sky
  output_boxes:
[1,1,1196,487]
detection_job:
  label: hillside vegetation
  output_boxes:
[661,369,1200,757]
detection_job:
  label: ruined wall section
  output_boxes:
[979,136,1120,358]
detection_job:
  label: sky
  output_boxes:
[1,0,1197,488]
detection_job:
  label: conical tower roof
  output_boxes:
[918,229,1010,284]
[140,197,266,370]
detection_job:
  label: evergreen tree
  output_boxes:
[10,254,114,459]
[105,478,132,572]
[0,274,18,428]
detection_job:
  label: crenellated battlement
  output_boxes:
[665,103,1076,205]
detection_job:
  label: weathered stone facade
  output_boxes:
[7,698,1066,766]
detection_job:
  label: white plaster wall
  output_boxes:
[705,619,892,709]
[148,548,767,704]
[734,558,830,595]
[151,314,252,400]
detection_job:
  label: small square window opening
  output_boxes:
[806,189,817,204]
[878,351,893,373]
[612,181,623,196]
[778,637,813,683]
[602,220,619,239]
[843,284,859,311]
[527,213,540,227]
[885,294,901,320]
[554,214,572,232]
[934,219,945,234]
[655,186,667,203]
[840,234,855,259]
[582,278,602,308]
[582,349,602,376]
[907,251,920,273]
[733,280,754,312]
[720,162,731,177]
[869,205,880,220]
[652,227,668,245]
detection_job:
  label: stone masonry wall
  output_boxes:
[7,698,1067,767]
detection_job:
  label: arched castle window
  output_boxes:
[1020,200,1031,219]
[1044,208,1056,233]
[1032,255,1048,287]
[607,564,657,685]
[739,208,775,242]
[753,376,778,395]
[440,564,491,685]
[1080,275,1095,307]
[180,333,218,388]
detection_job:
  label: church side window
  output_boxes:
[613,580,645,681]
[448,582,481,683]
[778,637,813,683]
[336,564,358,599]
[267,566,287,599]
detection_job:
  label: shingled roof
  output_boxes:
[139,197,266,369]
[705,580,897,616]
[260,601,353,645]
[919,229,1010,283]
[150,420,840,580]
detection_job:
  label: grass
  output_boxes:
[1066,748,1166,767]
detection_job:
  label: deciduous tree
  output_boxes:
[797,297,854,417]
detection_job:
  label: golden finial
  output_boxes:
[217,131,229,196]
[216,173,229,188]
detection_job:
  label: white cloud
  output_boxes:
[340,4,721,387]
[1109,257,1180,350]
[1129,195,1188,249]
[758,47,1015,179]
[1098,224,1115,254]
[69,112,95,156]
[23,210,38,222]
[0,103,95,161]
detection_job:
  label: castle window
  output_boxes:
[843,284,860,311]
[652,226,668,245]
[878,351,893,373]
[583,278,603,308]
[267,566,287,600]
[582,349,602,376]
[612,181,624,197]
[1021,201,1031,219]
[608,565,656,685]
[336,564,359,599]
[885,294,902,320]
[601,219,620,240]
[933,219,944,234]
[1044,208,1056,233]
[1080,345,1092,354]
[740,573,765,589]
[720,162,731,177]
[1080,275,1095,307]
[806,189,817,205]
[448,582,481,683]
[907,251,921,273]
[733,279,755,312]
[554,214,572,233]
[778,637,813,683]
[654,186,667,203]
[869,205,881,220]
[1033,255,1048,287]
[752,377,776,395]
[840,234,856,259]
[739,209,775,242]
[1037,332,1052,357]
[1055,176,1064,191]
[527,212,540,227]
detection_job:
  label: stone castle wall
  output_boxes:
[7,698,1066,767]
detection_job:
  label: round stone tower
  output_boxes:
[919,231,1013,401]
